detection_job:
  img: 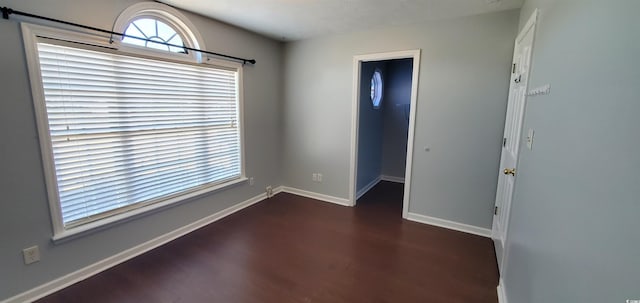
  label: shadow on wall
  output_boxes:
[381,58,413,179]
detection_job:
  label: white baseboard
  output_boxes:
[497,279,507,303]
[280,186,352,207]
[406,212,492,238]
[2,192,269,303]
[380,175,405,183]
[356,176,381,200]
[272,185,284,197]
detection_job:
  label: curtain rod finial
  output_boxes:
[1,7,13,19]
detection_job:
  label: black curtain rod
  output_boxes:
[0,6,257,65]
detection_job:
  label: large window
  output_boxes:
[23,5,244,239]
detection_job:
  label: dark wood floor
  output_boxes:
[38,181,498,303]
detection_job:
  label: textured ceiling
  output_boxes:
[159,0,524,41]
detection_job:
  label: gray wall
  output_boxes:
[0,0,282,300]
[356,62,386,193]
[282,10,519,228]
[381,58,413,179]
[503,0,640,302]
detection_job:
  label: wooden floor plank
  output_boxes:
[37,181,498,303]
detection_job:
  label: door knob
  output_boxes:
[503,168,516,176]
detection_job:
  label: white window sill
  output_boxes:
[52,177,248,244]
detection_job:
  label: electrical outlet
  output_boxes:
[312,173,323,182]
[23,246,40,265]
[266,186,273,198]
[249,177,254,186]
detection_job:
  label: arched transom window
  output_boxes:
[113,2,204,62]
[122,18,186,53]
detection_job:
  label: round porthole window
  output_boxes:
[370,69,383,108]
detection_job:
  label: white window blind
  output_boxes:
[36,42,241,227]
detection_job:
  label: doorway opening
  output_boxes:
[349,50,421,219]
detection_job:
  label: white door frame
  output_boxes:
[348,49,421,219]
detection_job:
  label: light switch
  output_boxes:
[526,129,535,150]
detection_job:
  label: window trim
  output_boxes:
[22,22,246,242]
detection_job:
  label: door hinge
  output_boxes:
[494,206,499,215]
[503,137,507,147]
[512,63,517,74]
[514,75,522,83]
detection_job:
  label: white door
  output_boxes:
[492,10,538,274]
